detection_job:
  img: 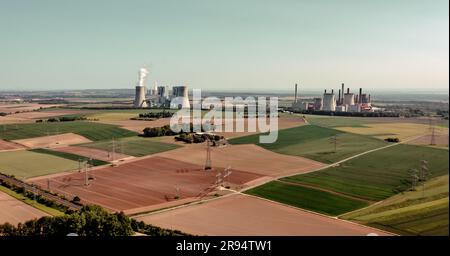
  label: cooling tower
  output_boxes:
[134,68,149,108]
[322,91,336,111]
[134,86,148,108]
[170,86,190,109]
[343,88,355,106]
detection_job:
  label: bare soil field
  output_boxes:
[157,143,325,177]
[0,139,25,151]
[13,133,92,148]
[52,146,132,161]
[0,191,49,225]
[31,157,262,212]
[136,194,391,236]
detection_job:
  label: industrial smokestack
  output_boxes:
[294,83,298,103]
[324,89,327,93]
[358,88,362,103]
[338,89,341,105]
[331,89,334,94]
[341,83,344,104]
[347,88,350,94]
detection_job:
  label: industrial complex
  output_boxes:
[291,83,374,113]
[133,67,190,109]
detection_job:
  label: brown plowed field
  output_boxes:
[0,139,25,151]
[52,146,132,162]
[157,144,325,177]
[13,133,92,148]
[0,191,49,225]
[31,156,262,212]
[136,194,392,236]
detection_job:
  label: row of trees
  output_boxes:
[291,109,401,117]
[136,111,174,119]
[0,205,188,236]
[142,125,178,137]
[36,116,87,123]
[175,133,225,144]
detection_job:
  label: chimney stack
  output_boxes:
[331,89,334,94]
[338,89,341,105]
[324,89,327,93]
[347,88,350,94]
[294,83,298,103]
[359,88,362,103]
[341,83,345,104]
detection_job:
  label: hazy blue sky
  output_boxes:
[0,0,448,91]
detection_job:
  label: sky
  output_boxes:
[0,0,448,92]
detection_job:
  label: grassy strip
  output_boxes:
[30,148,109,166]
[0,185,64,216]
[245,181,369,216]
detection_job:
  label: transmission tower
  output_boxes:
[428,116,436,145]
[329,134,338,152]
[205,139,212,171]
[407,168,419,191]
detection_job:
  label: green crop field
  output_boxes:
[30,148,109,166]
[245,181,369,216]
[0,121,136,141]
[282,144,449,201]
[0,150,80,179]
[79,136,180,157]
[229,125,387,163]
[342,175,449,236]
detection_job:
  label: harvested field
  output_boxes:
[0,139,24,151]
[97,118,171,133]
[52,146,131,162]
[13,133,92,148]
[335,123,433,140]
[158,144,325,177]
[31,156,262,212]
[0,191,49,225]
[7,109,90,119]
[0,116,32,124]
[407,130,449,148]
[136,194,391,236]
[0,103,61,114]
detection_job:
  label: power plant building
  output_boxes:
[322,90,336,111]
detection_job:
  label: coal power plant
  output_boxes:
[132,68,190,109]
[291,83,375,113]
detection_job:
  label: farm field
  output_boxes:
[335,122,437,141]
[229,125,387,164]
[84,109,177,121]
[30,148,109,166]
[342,175,449,236]
[0,150,80,179]
[135,194,391,236]
[51,146,131,162]
[0,190,49,225]
[0,139,24,151]
[245,180,369,216]
[282,144,449,201]
[31,156,262,212]
[12,133,92,148]
[158,143,325,177]
[0,121,136,141]
[79,136,180,157]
